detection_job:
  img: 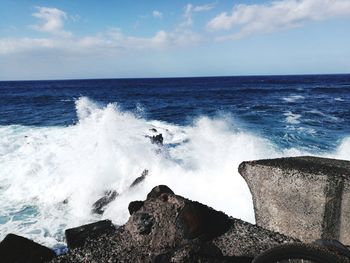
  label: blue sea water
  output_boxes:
[1,75,350,151]
[0,74,350,247]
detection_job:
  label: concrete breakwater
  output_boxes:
[0,156,349,262]
[239,156,350,245]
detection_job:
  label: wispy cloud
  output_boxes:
[207,0,350,40]
[193,3,216,12]
[152,10,163,18]
[105,28,199,50]
[0,28,199,56]
[182,2,216,27]
[31,6,72,37]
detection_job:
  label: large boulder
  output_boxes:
[0,234,56,263]
[239,156,350,245]
[52,185,297,262]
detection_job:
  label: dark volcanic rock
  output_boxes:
[130,169,149,188]
[153,243,253,263]
[51,185,297,263]
[213,218,299,257]
[149,134,163,145]
[65,220,116,249]
[91,190,118,214]
[146,185,174,199]
[153,243,254,263]
[0,233,56,263]
[176,201,231,240]
[128,200,144,215]
[134,212,155,235]
[154,243,223,263]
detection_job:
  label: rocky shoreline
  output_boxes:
[1,156,349,262]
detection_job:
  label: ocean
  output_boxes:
[0,74,350,249]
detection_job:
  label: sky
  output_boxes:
[0,0,350,80]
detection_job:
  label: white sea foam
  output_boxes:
[283,111,301,124]
[0,97,348,247]
[330,137,350,160]
[308,110,339,122]
[334,97,344,102]
[282,95,305,103]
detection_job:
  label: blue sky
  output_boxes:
[0,0,350,80]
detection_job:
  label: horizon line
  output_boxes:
[1,72,349,82]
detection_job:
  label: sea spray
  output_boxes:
[0,96,348,247]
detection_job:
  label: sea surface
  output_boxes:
[0,74,350,248]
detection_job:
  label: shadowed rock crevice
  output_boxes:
[176,201,231,240]
[128,200,144,215]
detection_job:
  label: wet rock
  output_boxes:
[128,200,144,215]
[130,169,149,188]
[91,190,118,215]
[149,134,163,145]
[150,128,158,133]
[65,220,116,249]
[147,185,174,199]
[0,233,56,263]
[239,156,350,245]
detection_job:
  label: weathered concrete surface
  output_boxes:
[239,156,350,245]
[51,185,296,262]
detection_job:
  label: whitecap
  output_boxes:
[282,95,305,103]
[307,110,339,122]
[283,111,301,124]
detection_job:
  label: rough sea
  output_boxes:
[1,74,350,248]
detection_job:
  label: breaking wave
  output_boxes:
[0,97,349,247]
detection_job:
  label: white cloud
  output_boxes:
[0,6,200,57]
[152,10,163,18]
[182,3,216,27]
[107,28,199,49]
[0,38,54,54]
[207,0,350,40]
[31,6,72,37]
[0,28,199,55]
[193,3,216,12]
